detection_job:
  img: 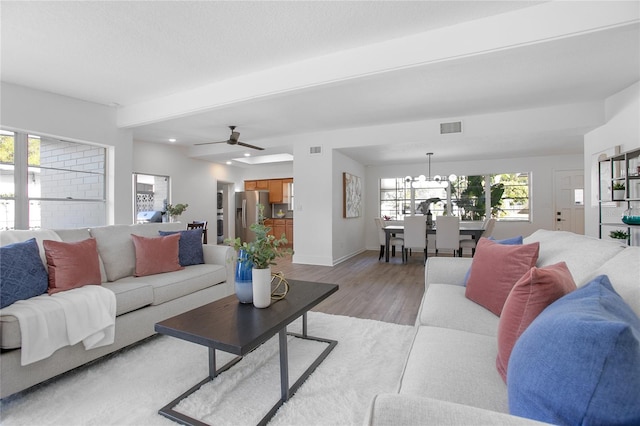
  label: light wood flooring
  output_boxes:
[272,249,431,326]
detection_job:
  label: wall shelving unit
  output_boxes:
[598,147,640,246]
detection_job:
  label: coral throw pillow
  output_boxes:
[465,238,540,316]
[496,261,576,382]
[131,233,183,277]
[43,238,102,294]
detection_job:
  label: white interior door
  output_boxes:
[554,170,585,234]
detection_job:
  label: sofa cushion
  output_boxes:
[465,239,540,316]
[583,247,640,318]
[419,284,498,337]
[90,223,184,281]
[400,326,508,414]
[102,281,154,316]
[0,239,49,309]
[524,229,625,285]
[0,276,156,351]
[43,238,102,294]
[116,263,227,306]
[508,275,640,425]
[496,261,576,382]
[131,233,183,277]
[0,313,21,349]
[158,229,204,266]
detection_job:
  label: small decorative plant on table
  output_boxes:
[164,203,189,222]
[226,204,293,308]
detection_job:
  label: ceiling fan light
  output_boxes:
[405,175,412,183]
[418,175,426,182]
[448,174,457,182]
[433,175,442,182]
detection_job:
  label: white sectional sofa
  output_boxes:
[0,223,234,398]
[366,229,640,425]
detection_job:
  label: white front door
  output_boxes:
[554,170,585,234]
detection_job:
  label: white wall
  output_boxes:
[0,82,133,224]
[584,82,640,237]
[292,141,334,265]
[133,140,242,228]
[333,150,366,263]
[364,154,584,251]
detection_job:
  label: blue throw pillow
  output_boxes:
[463,236,523,286]
[508,275,640,425]
[488,235,523,245]
[0,238,49,308]
[158,229,204,266]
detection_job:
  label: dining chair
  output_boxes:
[187,221,208,244]
[459,218,495,257]
[435,216,460,257]
[374,218,404,261]
[403,216,427,264]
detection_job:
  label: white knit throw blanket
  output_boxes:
[3,285,116,365]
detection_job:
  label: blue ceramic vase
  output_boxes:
[235,249,253,303]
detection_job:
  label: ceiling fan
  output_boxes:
[194,126,264,150]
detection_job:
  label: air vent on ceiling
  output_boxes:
[440,121,462,134]
[309,146,322,155]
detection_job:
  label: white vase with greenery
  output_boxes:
[251,268,272,308]
[226,204,292,309]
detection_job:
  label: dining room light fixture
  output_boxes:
[404,153,457,186]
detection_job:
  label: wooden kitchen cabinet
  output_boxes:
[268,179,283,203]
[244,178,292,204]
[265,218,293,247]
[271,219,286,241]
[244,180,269,191]
[285,219,293,246]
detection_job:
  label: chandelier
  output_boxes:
[405,153,457,186]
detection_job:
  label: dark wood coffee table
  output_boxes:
[154,279,339,426]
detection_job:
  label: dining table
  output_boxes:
[382,221,485,262]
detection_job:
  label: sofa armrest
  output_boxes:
[364,394,549,426]
[425,257,473,289]
[202,244,235,285]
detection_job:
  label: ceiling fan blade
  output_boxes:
[237,141,265,150]
[194,140,229,146]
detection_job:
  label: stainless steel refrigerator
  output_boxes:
[235,191,271,242]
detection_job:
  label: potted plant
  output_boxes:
[226,204,292,308]
[609,229,629,241]
[613,182,626,200]
[163,203,188,222]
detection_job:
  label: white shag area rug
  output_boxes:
[0,312,415,426]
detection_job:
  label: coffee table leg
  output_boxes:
[209,348,216,379]
[302,312,308,337]
[279,329,289,401]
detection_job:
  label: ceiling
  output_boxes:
[1,1,639,166]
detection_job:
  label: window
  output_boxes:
[133,173,170,223]
[0,129,106,230]
[0,131,15,230]
[380,178,447,220]
[380,173,530,221]
[450,174,530,221]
